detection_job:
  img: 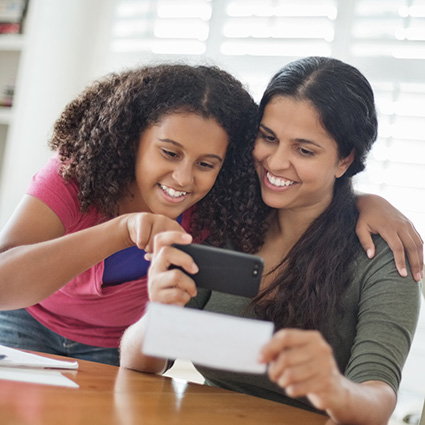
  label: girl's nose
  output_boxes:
[172,163,193,187]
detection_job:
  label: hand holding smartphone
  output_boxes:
[172,244,263,298]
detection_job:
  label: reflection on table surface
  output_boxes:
[0,352,334,425]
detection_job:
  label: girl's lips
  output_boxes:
[158,183,190,204]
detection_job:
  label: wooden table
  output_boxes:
[0,353,332,425]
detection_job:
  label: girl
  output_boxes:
[0,64,261,364]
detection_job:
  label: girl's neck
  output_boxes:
[116,182,149,216]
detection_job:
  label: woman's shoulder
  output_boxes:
[352,234,420,297]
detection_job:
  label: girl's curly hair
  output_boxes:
[49,63,269,252]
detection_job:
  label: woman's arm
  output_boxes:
[120,315,168,373]
[0,195,183,310]
[356,193,423,281]
[260,237,420,425]
[259,329,396,425]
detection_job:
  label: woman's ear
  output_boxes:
[335,150,355,178]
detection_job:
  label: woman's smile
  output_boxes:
[265,171,297,190]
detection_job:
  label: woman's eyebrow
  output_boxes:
[296,138,323,149]
[259,123,277,137]
[259,124,323,149]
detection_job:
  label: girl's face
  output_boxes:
[126,113,228,218]
[253,96,353,216]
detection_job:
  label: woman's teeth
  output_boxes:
[160,184,188,198]
[266,172,295,187]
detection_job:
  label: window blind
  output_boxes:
[108,0,425,238]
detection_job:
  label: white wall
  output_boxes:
[0,0,115,228]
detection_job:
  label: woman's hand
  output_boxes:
[356,193,423,281]
[259,329,345,412]
[147,231,199,306]
[120,230,198,373]
[125,213,185,253]
[260,328,396,425]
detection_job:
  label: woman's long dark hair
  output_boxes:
[49,64,268,251]
[252,57,378,331]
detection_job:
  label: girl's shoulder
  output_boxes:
[27,156,103,232]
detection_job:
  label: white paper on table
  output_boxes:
[142,302,274,374]
[0,367,79,388]
[0,344,79,369]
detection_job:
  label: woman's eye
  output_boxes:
[198,161,214,169]
[259,132,276,143]
[299,147,314,156]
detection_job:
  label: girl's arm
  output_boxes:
[356,193,423,281]
[0,195,183,310]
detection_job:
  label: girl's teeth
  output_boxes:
[266,172,294,187]
[160,185,187,198]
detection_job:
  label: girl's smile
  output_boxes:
[158,183,189,203]
[120,113,229,218]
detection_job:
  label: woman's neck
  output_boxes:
[257,204,329,285]
[271,204,323,247]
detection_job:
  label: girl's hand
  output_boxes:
[147,231,199,306]
[259,329,346,412]
[356,193,423,282]
[125,213,185,253]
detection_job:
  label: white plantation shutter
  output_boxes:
[108,0,425,238]
[345,0,425,238]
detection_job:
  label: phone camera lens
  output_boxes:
[252,264,260,277]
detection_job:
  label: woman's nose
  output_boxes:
[267,146,291,171]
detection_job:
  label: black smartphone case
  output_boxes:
[172,244,264,298]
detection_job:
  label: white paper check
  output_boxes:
[142,302,274,374]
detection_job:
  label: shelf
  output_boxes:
[0,107,13,125]
[0,34,25,51]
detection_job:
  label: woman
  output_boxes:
[120,57,422,425]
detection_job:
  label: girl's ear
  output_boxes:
[335,150,355,178]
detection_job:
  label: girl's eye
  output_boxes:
[161,149,178,159]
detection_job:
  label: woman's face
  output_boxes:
[253,96,353,216]
[125,113,229,218]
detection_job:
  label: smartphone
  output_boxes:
[172,243,263,298]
